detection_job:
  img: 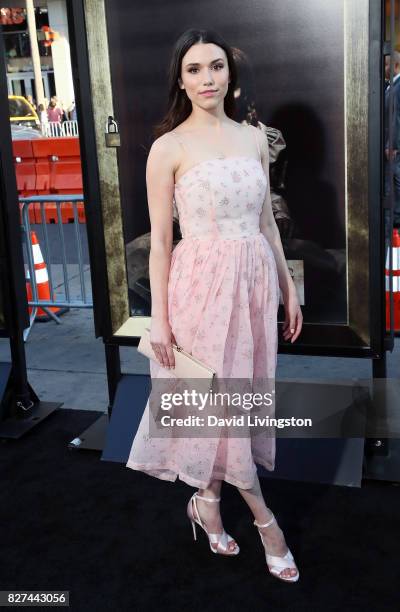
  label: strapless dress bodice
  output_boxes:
[173,156,267,240]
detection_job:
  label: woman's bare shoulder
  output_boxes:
[148,132,182,168]
[147,132,181,180]
[246,122,260,136]
[150,131,179,152]
[247,122,267,149]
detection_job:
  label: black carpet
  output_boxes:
[0,408,399,612]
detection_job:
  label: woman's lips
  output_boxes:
[200,90,217,97]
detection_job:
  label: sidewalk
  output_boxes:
[0,307,398,412]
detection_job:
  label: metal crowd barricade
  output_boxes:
[42,120,79,137]
[61,121,79,136]
[20,195,92,341]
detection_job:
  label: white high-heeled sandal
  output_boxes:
[254,513,299,582]
[187,492,240,556]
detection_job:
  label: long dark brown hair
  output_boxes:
[153,28,238,140]
[231,47,259,127]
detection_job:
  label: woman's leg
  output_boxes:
[193,479,238,552]
[236,473,298,578]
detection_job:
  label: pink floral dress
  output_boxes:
[126,125,280,489]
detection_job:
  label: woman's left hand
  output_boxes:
[282,291,303,343]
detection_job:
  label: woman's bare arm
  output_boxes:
[253,125,303,342]
[254,125,295,303]
[146,133,180,366]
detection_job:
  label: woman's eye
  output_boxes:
[188,64,224,73]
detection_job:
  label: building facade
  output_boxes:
[2,1,75,109]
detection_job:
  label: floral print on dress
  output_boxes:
[126,155,279,490]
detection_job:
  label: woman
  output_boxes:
[37,103,49,136]
[126,28,303,582]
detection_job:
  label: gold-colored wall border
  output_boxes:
[345,0,370,344]
[83,0,129,334]
[83,0,373,346]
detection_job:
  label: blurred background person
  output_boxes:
[67,100,77,121]
[26,94,36,111]
[47,98,63,123]
[38,102,49,135]
[384,51,400,229]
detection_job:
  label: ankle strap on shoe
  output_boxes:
[195,493,221,502]
[254,513,275,528]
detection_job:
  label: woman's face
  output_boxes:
[179,42,230,109]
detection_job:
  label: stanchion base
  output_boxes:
[363,439,400,483]
[68,413,108,451]
[0,400,62,439]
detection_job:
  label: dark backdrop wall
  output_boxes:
[105,0,347,323]
[105,0,345,248]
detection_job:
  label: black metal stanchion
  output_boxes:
[0,27,61,440]
[68,342,121,451]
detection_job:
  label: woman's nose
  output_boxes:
[202,69,214,83]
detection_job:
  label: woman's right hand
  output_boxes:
[150,317,176,369]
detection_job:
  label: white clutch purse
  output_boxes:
[137,327,216,388]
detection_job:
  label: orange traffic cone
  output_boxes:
[25,231,68,322]
[385,228,400,332]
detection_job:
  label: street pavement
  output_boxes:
[0,302,398,412]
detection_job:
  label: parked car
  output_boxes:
[9,95,40,128]
[11,124,43,140]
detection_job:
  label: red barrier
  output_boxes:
[13,140,36,194]
[386,228,400,332]
[13,140,37,224]
[15,137,86,223]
